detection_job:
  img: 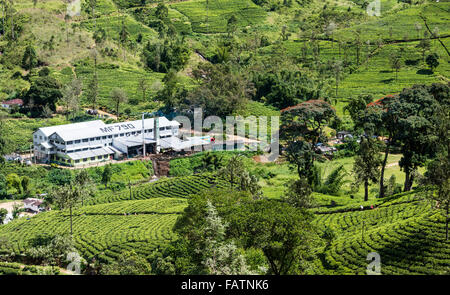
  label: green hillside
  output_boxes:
[0,0,449,276]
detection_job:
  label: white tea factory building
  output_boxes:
[33,116,211,167]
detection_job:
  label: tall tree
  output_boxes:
[86,72,99,111]
[23,76,62,117]
[219,155,246,189]
[201,201,253,275]
[352,137,382,201]
[61,78,83,119]
[74,169,93,206]
[138,77,149,102]
[110,88,128,118]
[52,185,81,236]
[389,50,402,81]
[422,104,450,240]
[417,39,431,62]
[395,86,440,191]
[0,116,7,166]
[282,178,315,209]
[64,13,71,43]
[280,100,337,184]
[426,53,439,73]
[218,155,262,199]
[22,44,38,71]
[227,15,238,38]
[155,2,168,20]
[101,164,112,188]
[377,95,400,198]
[187,63,254,117]
[231,199,319,275]
[119,18,129,60]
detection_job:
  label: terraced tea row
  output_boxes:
[171,0,267,33]
[323,209,450,275]
[0,198,186,263]
[88,174,229,205]
[313,193,429,236]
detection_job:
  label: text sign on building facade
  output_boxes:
[99,124,137,133]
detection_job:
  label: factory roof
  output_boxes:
[36,117,180,142]
[67,147,115,161]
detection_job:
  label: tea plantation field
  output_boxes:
[1,173,448,274]
[170,0,267,33]
[0,197,187,263]
[316,192,450,275]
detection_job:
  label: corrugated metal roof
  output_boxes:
[38,120,106,137]
[160,136,210,151]
[44,117,180,142]
[67,147,114,161]
[114,135,156,147]
[40,141,54,149]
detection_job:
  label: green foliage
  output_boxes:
[218,155,262,198]
[141,39,190,73]
[185,63,254,117]
[385,175,402,197]
[352,138,382,201]
[22,76,62,117]
[22,45,38,71]
[334,139,359,158]
[0,174,7,198]
[25,234,80,267]
[425,53,439,72]
[156,70,186,110]
[282,178,315,209]
[169,151,254,177]
[281,100,337,183]
[101,164,113,188]
[313,165,349,196]
[252,69,326,109]
[0,208,7,225]
[101,250,152,275]
[230,199,320,274]
[200,201,254,274]
[6,173,22,195]
[47,169,73,187]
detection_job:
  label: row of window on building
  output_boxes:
[54,154,111,164]
[34,126,174,145]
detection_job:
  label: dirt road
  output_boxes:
[0,201,23,213]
